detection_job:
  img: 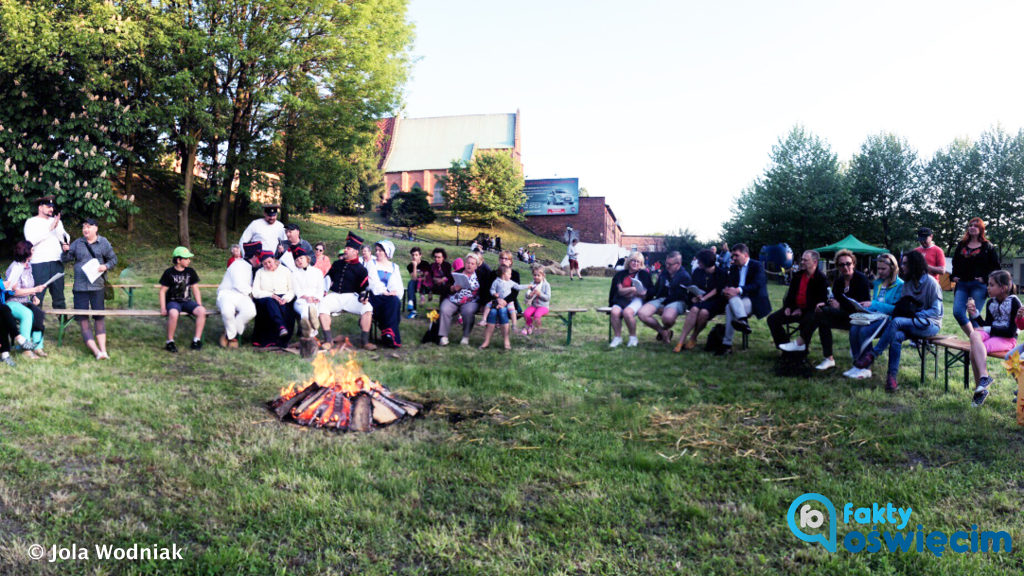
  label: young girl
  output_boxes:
[521,267,551,335]
[968,270,1023,407]
[479,264,528,350]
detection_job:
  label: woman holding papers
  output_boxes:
[4,241,48,358]
[438,252,482,346]
[61,218,117,360]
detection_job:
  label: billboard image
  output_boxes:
[522,178,579,216]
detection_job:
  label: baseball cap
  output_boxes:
[172,246,195,259]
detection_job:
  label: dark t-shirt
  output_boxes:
[159,266,201,302]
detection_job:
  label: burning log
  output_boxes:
[266,351,421,432]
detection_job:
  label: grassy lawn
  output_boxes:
[2,206,1024,574]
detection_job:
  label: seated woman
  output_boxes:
[811,249,872,371]
[767,250,828,352]
[673,249,728,352]
[967,270,1023,407]
[4,240,47,359]
[251,252,296,348]
[853,250,943,393]
[608,252,652,348]
[429,247,454,299]
[438,252,483,346]
[366,240,404,348]
[844,253,903,379]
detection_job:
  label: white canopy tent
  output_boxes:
[560,242,631,270]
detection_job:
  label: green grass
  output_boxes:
[2,195,1024,574]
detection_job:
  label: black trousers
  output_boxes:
[766,308,817,346]
[814,306,852,358]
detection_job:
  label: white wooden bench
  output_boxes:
[44,308,219,345]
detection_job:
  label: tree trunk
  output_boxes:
[179,138,199,248]
[123,158,135,235]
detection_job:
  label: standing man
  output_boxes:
[23,195,69,309]
[914,226,946,283]
[720,243,771,355]
[238,204,286,255]
[277,223,316,271]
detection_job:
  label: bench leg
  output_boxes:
[565,312,574,346]
[57,314,74,346]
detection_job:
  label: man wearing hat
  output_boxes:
[914,226,946,283]
[23,195,70,309]
[277,222,316,272]
[216,241,262,348]
[158,246,207,352]
[318,231,376,350]
[291,246,326,340]
[238,204,286,255]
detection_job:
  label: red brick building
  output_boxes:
[620,235,667,253]
[377,112,522,206]
[524,197,622,245]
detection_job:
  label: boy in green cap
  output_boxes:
[159,246,207,352]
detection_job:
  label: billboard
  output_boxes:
[522,178,580,216]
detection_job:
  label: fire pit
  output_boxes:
[267,351,422,432]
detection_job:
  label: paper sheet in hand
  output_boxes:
[81,258,103,283]
[842,294,872,313]
[685,285,706,298]
[452,273,472,290]
[40,272,65,288]
[279,249,296,271]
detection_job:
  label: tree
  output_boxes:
[0,0,142,241]
[722,126,852,255]
[578,186,589,197]
[848,133,921,253]
[975,126,1024,254]
[379,189,435,229]
[664,228,703,267]
[442,151,526,223]
[920,139,982,254]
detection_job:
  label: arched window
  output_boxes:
[411,181,422,192]
[433,181,445,205]
[389,183,400,198]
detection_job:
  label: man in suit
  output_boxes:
[766,250,829,351]
[719,243,772,355]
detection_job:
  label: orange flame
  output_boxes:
[278,350,384,399]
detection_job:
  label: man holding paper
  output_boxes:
[61,218,117,360]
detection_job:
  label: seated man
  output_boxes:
[766,250,828,351]
[158,246,207,352]
[251,251,295,348]
[217,241,261,348]
[637,251,690,344]
[719,243,772,356]
[318,231,376,350]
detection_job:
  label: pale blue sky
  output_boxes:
[402,0,1024,239]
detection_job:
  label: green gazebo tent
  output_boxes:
[813,235,889,255]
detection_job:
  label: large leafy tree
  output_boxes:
[442,151,526,224]
[975,126,1024,254]
[723,126,852,255]
[848,133,921,253]
[0,0,143,241]
[920,139,982,254]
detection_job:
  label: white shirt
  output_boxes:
[238,218,286,254]
[292,265,326,301]
[218,259,255,297]
[251,266,294,302]
[366,260,404,299]
[23,215,68,263]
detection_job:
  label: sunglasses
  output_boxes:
[838,261,854,267]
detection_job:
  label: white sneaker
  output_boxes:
[815,357,836,371]
[627,336,639,347]
[609,336,623,348]
[779,341,806,352]
[460,337,469,346]
[849,368,872,380]
[842,367,859,378]
[439,337,449,346]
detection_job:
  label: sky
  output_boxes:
[401,0,1024,240]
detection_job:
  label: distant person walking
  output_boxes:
[567,239,582,280]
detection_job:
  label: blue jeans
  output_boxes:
[487,306,510,325]
[849,318,888,359]
[872,317,940,377]
[953,280,988,328]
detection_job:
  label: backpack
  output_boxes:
[774,350,813,378]
[705,324,726,352]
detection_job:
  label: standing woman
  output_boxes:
[951,217,1000,335]
[61,218,116,359]
[4,240,48,358]
[366,240,405,348]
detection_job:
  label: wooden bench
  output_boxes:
[546,308,589,346]
[44,307,219,345]
[595,306,748,350]
[108,283,220,308]
[930,336,1010,393]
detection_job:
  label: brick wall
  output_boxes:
[523,197,621,244]
[383,170,448,205]
[620,235,666,252]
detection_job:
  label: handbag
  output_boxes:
[891,296,922,318]
[83,240,115,301]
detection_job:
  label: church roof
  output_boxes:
[381,113,517,172]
